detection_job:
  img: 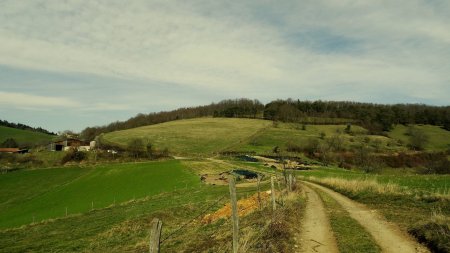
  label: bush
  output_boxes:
[286,142,302,153]
[409,222,450,253]
[408,127,429,150]
[61,149,87,164]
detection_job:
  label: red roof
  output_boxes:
[0,148,20,153]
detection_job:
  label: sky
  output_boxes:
[0,0,449,132]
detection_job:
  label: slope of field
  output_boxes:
[102,118,272,155]
[388,124,450,151]
[233,122,404,154]
[0,125,54,146]
[0,160,200,229]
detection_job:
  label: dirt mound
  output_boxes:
[202,191,270,223]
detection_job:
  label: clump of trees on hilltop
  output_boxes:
[0,119,56,135]
[264,99,450,134]
[81,99,264,140]
[80,98,450,140]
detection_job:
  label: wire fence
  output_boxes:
[160,194,228,244]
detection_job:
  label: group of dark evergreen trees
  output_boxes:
[80,98,450,140]
[0,120,56,135]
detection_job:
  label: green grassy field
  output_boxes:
[103,118,413,155]
[232,122,402,153]
[389,124,450,151]
[0,160,200,229]
[296,166,450,194]
[0,158,277,252]
[0,126,54,146]
[102,118,272,155]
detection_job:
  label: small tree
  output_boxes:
[146,142,153,159]
[1,138,18,148]
[409,128,429,150]
[344,123,352,134]
[319,132,326,140]
[128,138,145,158]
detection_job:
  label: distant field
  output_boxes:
[103,118,272,155]
[0,160,200,228]
[388,124,450,151]
[0,126,54,146]
[297,166,450,194]
[233,122,403,153]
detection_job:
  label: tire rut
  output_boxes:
[298,184,338,253]
[302,181,429,253]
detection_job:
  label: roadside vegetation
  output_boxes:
[314,187,380,253]
[299,168,450,252]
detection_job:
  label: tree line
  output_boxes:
[0,119,56,135]
[80,99,263,140]
[264,99,450,133]
[80,98,450,140]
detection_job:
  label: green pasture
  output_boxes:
[0,126,54,146]
[103,118,271,155]
[389,124,450,151]
[0,160,200,229]
[234,122,402,153]
[297,166,450,194]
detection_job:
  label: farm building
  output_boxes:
[0,148,28,154]
[48,138,90,151]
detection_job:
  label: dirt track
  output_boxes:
[302,181,430,253]
[298,184,338,253]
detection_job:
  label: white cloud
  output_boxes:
[0,91,80,108]
[0,0,449,105]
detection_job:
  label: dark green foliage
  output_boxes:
[61,149,87,164]
[285,142,302,153]
[344,123,352,134]
[128,138,145,158]
[0,119,55,135]
[1,138,18,148]
[304,137,320,155]
[408,127,429,150]
[409,222,450,253]
[263,100,450,133]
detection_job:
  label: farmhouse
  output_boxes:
[48,138,90,151]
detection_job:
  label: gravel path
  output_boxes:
[303,181,429,253]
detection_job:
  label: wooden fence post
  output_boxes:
[229,175,239,253]
[271,176,276,211]
[149,218,162,253]
[257,174,262,210]
[288,173,293,192]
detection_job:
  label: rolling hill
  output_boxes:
[0,126,55,147]
[102,117,450,156]
[102,118,272,155]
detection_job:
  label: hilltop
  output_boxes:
[101,117,450,157]
[0,125,55,148]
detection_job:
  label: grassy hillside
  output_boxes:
[388,124,450,151]
[102,118,272,155]
[0,126,54,146]
[0,160,200,228]
[233,122,404,153]
[102,118,450,155]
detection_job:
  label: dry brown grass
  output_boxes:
[307,176,401,195]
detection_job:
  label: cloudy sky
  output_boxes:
[0,0,449,132]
